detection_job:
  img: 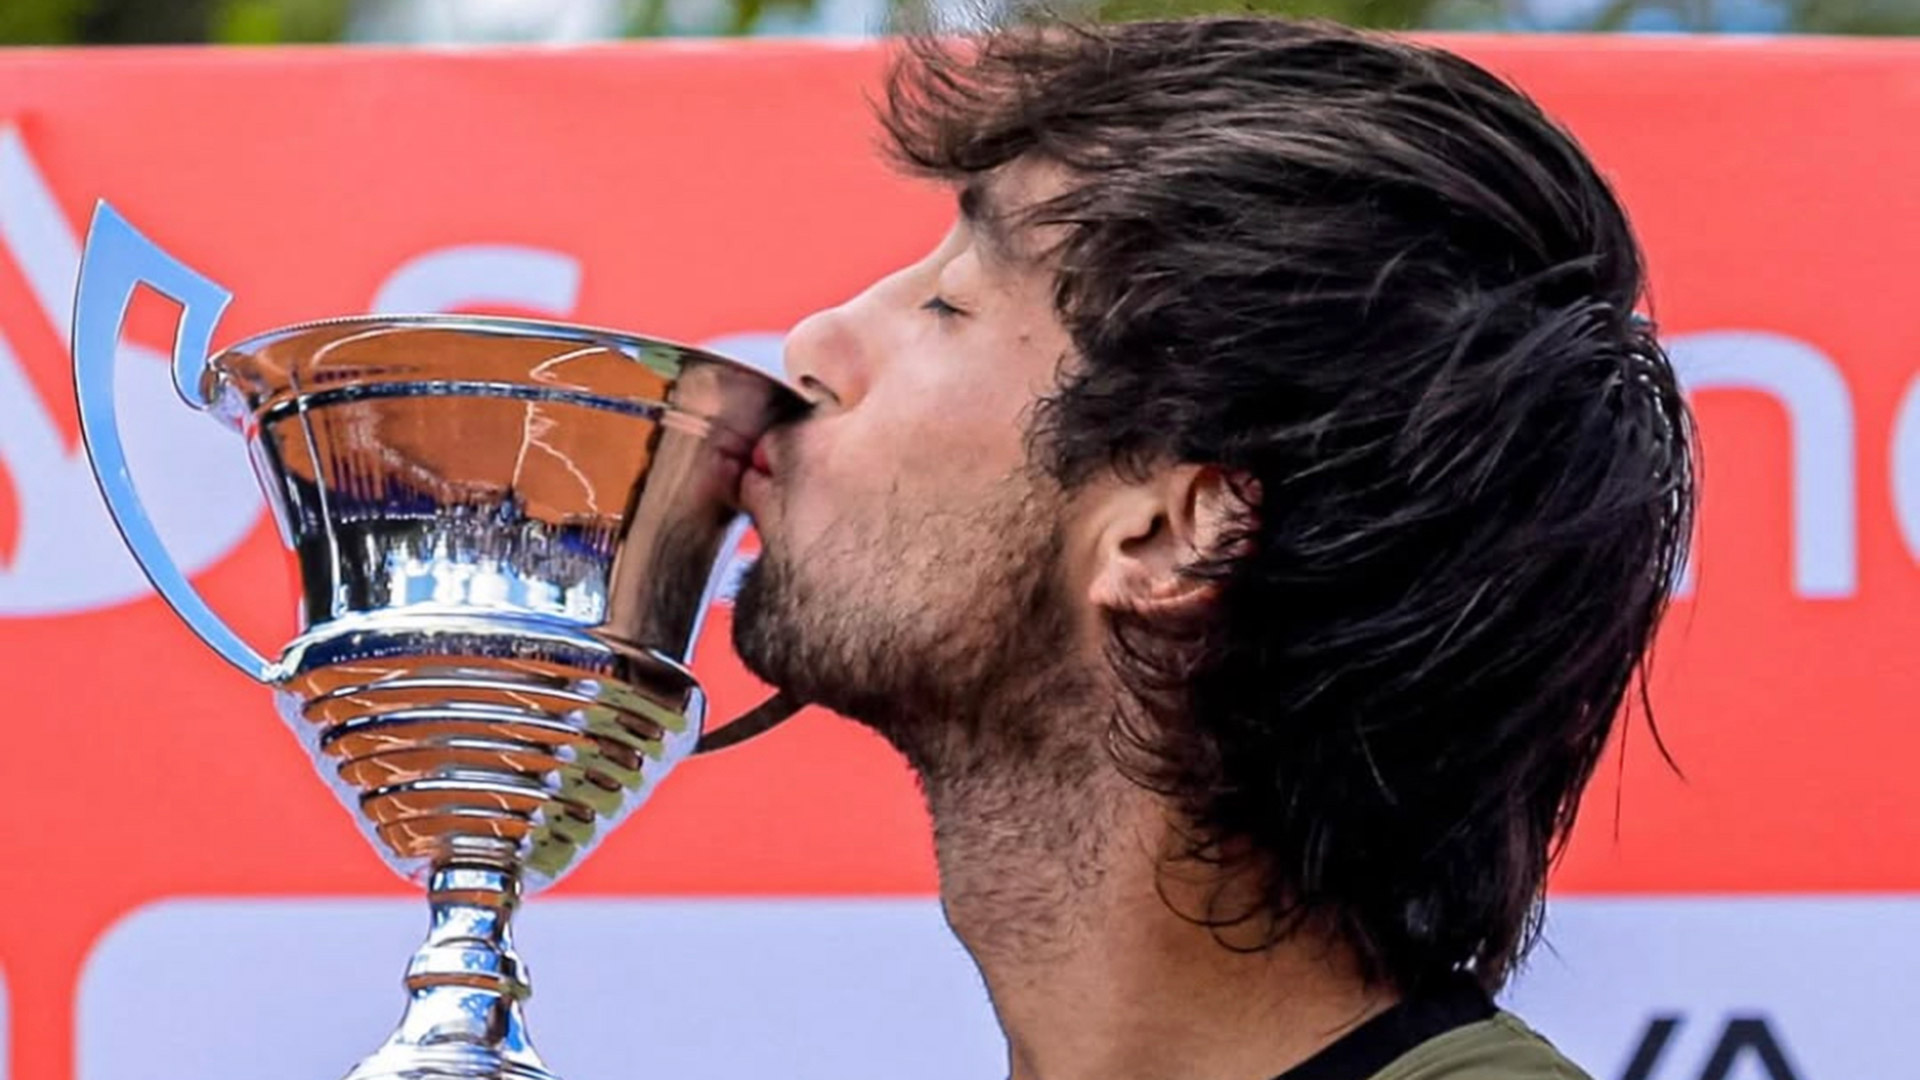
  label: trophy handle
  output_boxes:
[71,200,274,682]
[694,690,800,754]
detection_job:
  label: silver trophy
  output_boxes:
[71,201,805,1080]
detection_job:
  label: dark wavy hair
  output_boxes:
[879,15,1696,993]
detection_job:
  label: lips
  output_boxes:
[733,432,776,515]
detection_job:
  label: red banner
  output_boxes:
[0,35,1916,1080]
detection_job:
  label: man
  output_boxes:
[731,15,1694,1080]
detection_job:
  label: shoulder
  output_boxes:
[1371,1011,1593,1080]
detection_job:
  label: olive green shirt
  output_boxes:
[1365,1013,1592,1080]
[1272,978,1591,1080]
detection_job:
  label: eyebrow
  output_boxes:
[958,179,1021,266]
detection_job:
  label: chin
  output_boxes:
[728,555,808,693]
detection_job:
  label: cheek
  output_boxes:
[864,353,1038,479]
[776,319,1063,553]
[780,398,1024,565]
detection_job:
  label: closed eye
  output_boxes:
[921,296,967,319]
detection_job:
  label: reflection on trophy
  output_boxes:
[71,201,805,1080]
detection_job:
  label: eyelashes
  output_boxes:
[921,296,968,319]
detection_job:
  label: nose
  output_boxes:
[781,305,868,414]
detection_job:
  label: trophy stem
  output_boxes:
[346,863,561,1080]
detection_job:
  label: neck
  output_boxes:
[924,758,1396,1080]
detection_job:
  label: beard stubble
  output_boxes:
[733,462,1142,960]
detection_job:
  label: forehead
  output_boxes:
[955,161,1072,271]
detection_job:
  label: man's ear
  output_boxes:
[1086,464,1248,618]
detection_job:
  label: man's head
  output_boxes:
[732,15,1694,994]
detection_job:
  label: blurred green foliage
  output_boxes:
[1,0,1917,44]
[0,0,348,44]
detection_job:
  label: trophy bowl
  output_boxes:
[71,201,805,1080]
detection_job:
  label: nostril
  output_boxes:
[797,374,841,409]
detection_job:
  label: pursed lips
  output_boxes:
[735,431,777,516]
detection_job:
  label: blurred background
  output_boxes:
[3,0,1919,45]
[0,2,1914,1080]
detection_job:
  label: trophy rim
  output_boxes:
[208,311,802,396]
